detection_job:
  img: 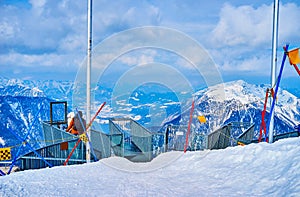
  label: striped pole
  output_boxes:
[184,99,195,153]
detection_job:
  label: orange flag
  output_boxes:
[197,115,206,123]
[288,48,300,65]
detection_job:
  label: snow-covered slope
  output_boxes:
[0,96,54,156]
[0,77,73,155]
[1,137,300,196]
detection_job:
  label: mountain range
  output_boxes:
[0,77,299,156]
[164,80,299,137]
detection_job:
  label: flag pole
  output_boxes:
[86,0,92,162]
[269,0,279,143]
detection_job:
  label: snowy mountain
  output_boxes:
[0,77,73,155]
[0,78,299,154]
[0,95,53,156]
[0,77,73,104]
[1,137,300,196]
[0,79,45,98]
[165,80,300,138]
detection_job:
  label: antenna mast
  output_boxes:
[269,0,279,143]
[86,0,92,162]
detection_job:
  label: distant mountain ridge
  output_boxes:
[0,77,73,103]
[0,77,73,155]
[0,77,299,155]
[164,80,300,137]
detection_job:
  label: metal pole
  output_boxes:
[86,0,92,162]
[269,0,279,143]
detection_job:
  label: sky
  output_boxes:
[1,137,300,196]
[0,0,300,90]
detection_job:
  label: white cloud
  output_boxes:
[29,0,46,16]
[0,0,86,51]
[210,2,300,77]
[0,51,81,69]
[222,55,270,73]
[58,34,86,52]
[278,3,300,44]
[212,3,272,47]
[1,0,300,82]
[212,3,300,48]
[29,0,46,9]
[117,49,156,66]
[0,21,15,39]
[121,5,161,26]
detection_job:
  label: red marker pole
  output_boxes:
[184,99,195,153]
[292,64,300,76]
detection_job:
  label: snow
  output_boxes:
[1,137,300,196]
[133,115,142,121]
[130,96,140,101]
[205,80,265,104]
[274,89,300,125]
[31,87,43,97]
[0,137,5,146]
[191,80,300,130]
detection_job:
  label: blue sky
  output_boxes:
[0,0,299,91]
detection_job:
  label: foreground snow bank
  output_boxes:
[1,137,300,196]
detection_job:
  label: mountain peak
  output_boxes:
[200,80,265,104]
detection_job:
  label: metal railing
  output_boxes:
[18,118,260,172]
[109,118,167,162]
[18,139,86,170]
[90,129,111,159]
[42,122,77,146]
[207,125,231,150]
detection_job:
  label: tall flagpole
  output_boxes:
[86,0,92,162]
[269,0,279,143]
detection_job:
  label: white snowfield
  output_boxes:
[1,137,300,197]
